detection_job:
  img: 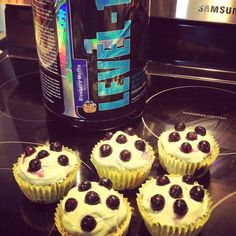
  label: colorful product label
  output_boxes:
[32,0,148,122]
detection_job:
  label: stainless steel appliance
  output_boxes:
[148,0,236,86]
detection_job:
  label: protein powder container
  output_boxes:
[32,0,149,130]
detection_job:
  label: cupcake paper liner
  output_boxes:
[136,180,213,236]
[158,134,220,176]
[54,193,132,236]
[91,141,155,190]
[13,146,80,204]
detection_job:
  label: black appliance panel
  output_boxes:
[149,18,236,71]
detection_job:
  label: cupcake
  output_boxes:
[13,141,80,203]
[136,174,213,236]
[55,178,132,236]
[90,127,155,190]
[158,122,220,176]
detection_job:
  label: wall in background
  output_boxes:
[0,4,5,33]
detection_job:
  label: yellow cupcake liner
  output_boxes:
[136,179,213,236]
[158,134,220,176]
[55,193,132,236]
[13,147,80,204]
[91,141,155,190]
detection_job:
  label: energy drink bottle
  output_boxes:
[32,0,149,130]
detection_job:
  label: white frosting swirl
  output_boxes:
[92,131,153,169]
[159,128,215,162]
[139,176,209,226]
[61,182,128,236]
[18,145,78,185]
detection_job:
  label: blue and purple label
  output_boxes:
[33,0,148,121]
